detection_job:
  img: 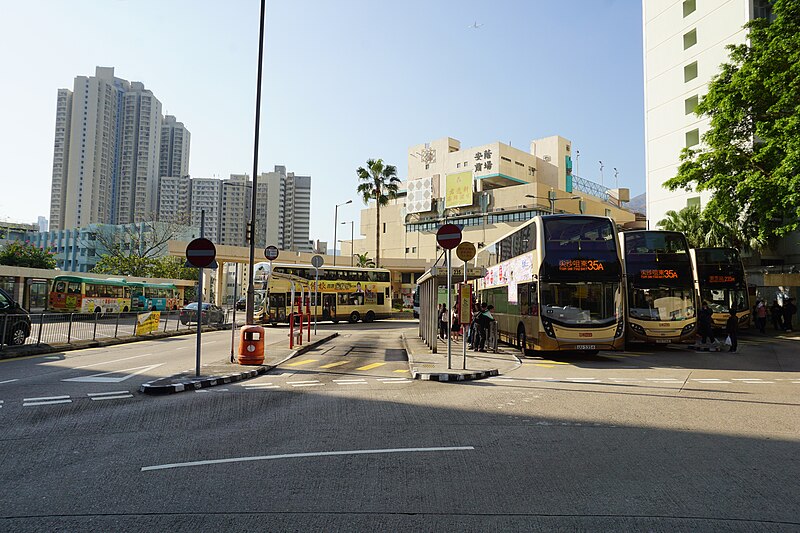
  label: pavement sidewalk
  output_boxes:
[140,331,339,394]
[401,332,521,382]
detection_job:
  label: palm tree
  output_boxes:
[356,159,400,267]
[353,252,376,268]
[657,206,706,248]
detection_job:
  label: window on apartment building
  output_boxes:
[684,61,698,82]
[687,196,701,208]
[683,29,697,49]
[685,128,700,147]
[401,273,412,284]
[685,95,699,115]
[683,0,696,17]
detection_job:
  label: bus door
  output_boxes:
[322,293,337,320]
[268,293,287,322]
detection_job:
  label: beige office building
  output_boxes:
[349,135,636,262]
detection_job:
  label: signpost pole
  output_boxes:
[314,268,319,335]
[230,262,238,363]
[196,210,205,377]
[463,262,467,369]
[446,248,452,370]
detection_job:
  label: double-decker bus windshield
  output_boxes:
[624,231,695,322]
[694,248,749,314]
[540,217,622,326]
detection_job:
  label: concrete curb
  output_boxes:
[139,331,340,395]
[139,366,269,395]
[400,332,501,383]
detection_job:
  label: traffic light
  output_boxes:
[246,221,253,243]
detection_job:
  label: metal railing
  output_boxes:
[0,310,232,350]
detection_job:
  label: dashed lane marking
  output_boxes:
[318,360,350,369]
[377,378,411,383]
[356,362,386,371]
[287,380,321,385]
[24,395,72,407]
[286,359,318,367]
[0,379,19,384]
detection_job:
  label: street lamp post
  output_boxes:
[341,220,354,266]
[333,200,352,266]
[526,194,581,215]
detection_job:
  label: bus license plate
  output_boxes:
[576,345,596,350]
[656,339,670,344]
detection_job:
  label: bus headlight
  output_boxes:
[739,314,750,324]
[681,322,696,334]
[629,322,645,335]
[615,319,625,338]
[541,317,556,338]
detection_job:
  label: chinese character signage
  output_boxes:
[640,269,678,279]
[473,148,495,175]
[406,176,433,214]
[709,275,736,283]
[445,171,473,208]
[558,259,605,272]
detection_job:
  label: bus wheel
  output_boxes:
[365,311,375,323]
[332,318,339,324]
[94,307,102,315]
[517,325,527,355]
[349,312,360,324]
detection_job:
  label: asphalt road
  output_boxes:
[1,323,799,531]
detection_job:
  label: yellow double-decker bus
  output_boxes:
[619,230,697,345]
[253,262,393,325]
[477,215,625,354]
[690,247,751,330]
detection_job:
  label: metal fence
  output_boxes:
[0,309,235,350]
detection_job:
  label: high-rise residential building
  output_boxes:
[189,178,222,243]
[48,67,187,231]
[117,82,163,224]
[255,166,312,252]
[37,216,48,232]
[220,174,252,246]
[159,115,190,179]
[643,0,773,228]
[158,175,192,223]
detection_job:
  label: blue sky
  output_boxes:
[0,0,644,245]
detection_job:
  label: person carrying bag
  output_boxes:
[725,309,738,353]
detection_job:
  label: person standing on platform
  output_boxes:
[726,309,739,353]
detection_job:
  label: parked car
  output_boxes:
[179,303,225,325]
[0,288,32,346]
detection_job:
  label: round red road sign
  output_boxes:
[186,238,217,268]
[264,245,279,261]
[436,224,463,250]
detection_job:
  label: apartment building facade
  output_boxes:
[643,0,773,227]
[49,67,188,231]
[159,115,191,180]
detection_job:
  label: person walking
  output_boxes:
[754,300,767,334]
[771,300,783,331]
[450,306,461,341]
[438,304,448,340]
[698,301,717,346]
[477,304,495,352]
[726,309,739,353]
[784,298,797,332]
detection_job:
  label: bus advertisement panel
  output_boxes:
[129,282,179,311]
[690,247,751,329]
[477,215,625,353]
[621,231,697,344]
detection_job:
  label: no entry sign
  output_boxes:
[436,224,463,250]
[186,238,217,268]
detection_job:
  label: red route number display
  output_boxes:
[559,259,604,272]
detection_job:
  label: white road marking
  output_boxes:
[244,385,280,389]
[286,380,320,385]
[377,378,411,382]
[71,354,154,370]
[24,395,70,402]
[693,379,732,384]
[333,379,366,383]
[90,394,134,401]
[0,379,19,384]
[87,391,130,397]
[24,398,72,406]
[62,363,164,383]
[565,378,601,382]
[141,446,476,472]
[336,381,368,385]
[290,383,324,387]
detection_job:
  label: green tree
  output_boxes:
[353,252,376,268]
[0,241,57,269]
[657,206,767,252]
[664,0,800,243]
[656,206,707,249]
[92,254,155,277]
[356,159,400,268]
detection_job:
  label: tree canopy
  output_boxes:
[664,0,800,243]
[0,242,57,269]
[656,205,765,251]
